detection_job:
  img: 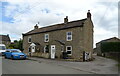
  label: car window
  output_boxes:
[6,51,10,52]
[11,50,21,53]
[0,46,6,50]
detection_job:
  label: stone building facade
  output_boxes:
[0,34,11,47]
[23,10,94,60]
[95,37,120,56]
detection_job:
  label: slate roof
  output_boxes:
[0,35,11,41]
[96,37,120,44]
[23,18,87,36]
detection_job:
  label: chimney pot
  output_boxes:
[64,16,68,23]
[34,24,38,29]
[87,10,91,19]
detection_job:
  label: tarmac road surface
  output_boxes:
[2,57,91,74]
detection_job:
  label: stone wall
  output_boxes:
[83,18,93,59]
[23,19,93,59]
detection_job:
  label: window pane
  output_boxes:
[29,38,31,42]
[6,51,10,52]
[67,51,71,54]
[67,47,71,50]
[46,39,48,41]
[45,34,49,42]
[67,36,71,40]
[46,35,48,38]
[67,32,72,41]
[0,46,5,50]
[67,32,72,35]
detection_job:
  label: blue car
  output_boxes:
[4,49,27,60]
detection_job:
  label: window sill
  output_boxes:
[67,54,72,56]
[67,40,72,41]
[44,41,49,43]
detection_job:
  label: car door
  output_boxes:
[5,50,11,58]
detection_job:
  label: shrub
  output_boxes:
[101,42,120,53]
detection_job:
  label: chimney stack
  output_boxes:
[34,24,38,29]
[64,16,68,23]
[87,10,91,19]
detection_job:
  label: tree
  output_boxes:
[18,39,23,51]
[8,39,23,51]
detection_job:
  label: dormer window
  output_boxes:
[66,32,72,41]
[45,34,49,42]
[28,36,31,43]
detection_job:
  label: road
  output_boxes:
[2,57,90,74]
[2,55,119,74]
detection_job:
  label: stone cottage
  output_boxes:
[22,10,94,60]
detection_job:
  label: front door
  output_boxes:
[51,45,55,59]
[31,46,35,53]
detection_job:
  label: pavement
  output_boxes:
[28,55,119,74]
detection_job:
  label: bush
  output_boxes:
[101,42,120,53]
[8,39,23,51]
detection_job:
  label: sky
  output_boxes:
[0,0,119,47]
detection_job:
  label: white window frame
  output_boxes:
[66,32,72,41]
[44,34,49,42]
[28,36,31,43]
[66,46,72,55]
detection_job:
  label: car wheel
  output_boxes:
[11,55,14,60]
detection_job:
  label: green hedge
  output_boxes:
[101,42,120,53]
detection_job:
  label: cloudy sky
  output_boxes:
[0,0,119,47]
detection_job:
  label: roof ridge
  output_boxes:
[24,18,87,36]
[38,18,87,29]
[96,37,120,44]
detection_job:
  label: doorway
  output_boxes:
[51,45,55,59]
